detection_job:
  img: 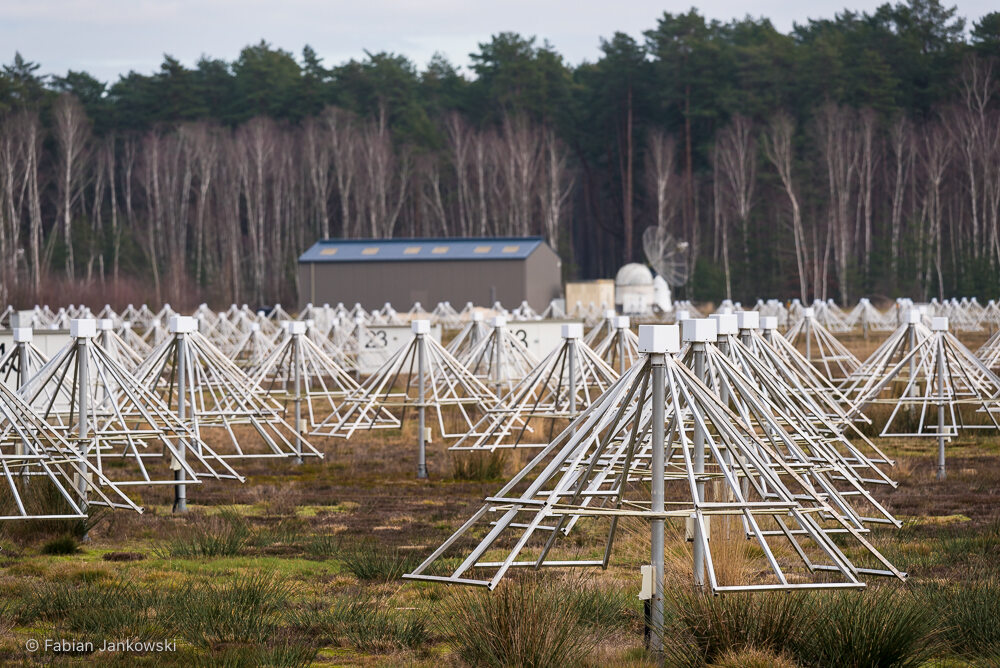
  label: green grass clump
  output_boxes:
[440,578,615,668]
[287,594,428,654]
[561,579,637,631]
[178,571,293,647]
[802,589,939,668]
[23,578,179,639]
[302,533,340,559]
[710,646,799,668]
[340,542,422,582]
[40,534,80,555]
[155,508,252,558]
[342,607,429,654]
[450,451,506,481]
[662,589,811,666]
[921,573,1000,659]
[663,587,938,668]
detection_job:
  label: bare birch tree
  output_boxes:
[763,111,809,301]
[52,93,91,278]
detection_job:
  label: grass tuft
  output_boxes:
[287,593,428,653]
[155,508,252,558]
[178,571,293,647]
[449,451,506,481]
[40,534,80,555]
[662,588,811,667]
[921,573,1000,659]
[440,577,615,668]
[802,588,939,668]
[340,541,422,582]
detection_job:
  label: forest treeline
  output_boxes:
[1,0,999,307]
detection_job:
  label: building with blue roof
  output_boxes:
[297,237,562,310]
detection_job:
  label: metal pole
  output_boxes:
[494,328,504,397]
[174,334,188,513]
[717,337,730,407]
[649,352,666,655]
[617,329,626,374]
[804,316,811,362]
[567,340,577,416]
[937,336,946,481]
[692,342,706,588]
[17,341,28,389]
[908,323,915,381]
[417,333,427,479]
[16,340,29,466]
[76,338,89,510]
[907,322,916,418]
[293,332,303,464]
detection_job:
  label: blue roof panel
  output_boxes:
[299,237,545,263]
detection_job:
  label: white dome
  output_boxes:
[615,263,654,287]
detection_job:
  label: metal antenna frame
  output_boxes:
[847,317,1000,479]
[845,298,895,335]
[0,381,142,519]
[446,312,489,360]
[463,317,539,397]
[137,318,323,463]
[839,312,932,406]
[744,320,891,468]
[0,328,49,391]
[96,319,144,373]
[593,317,640,374]
[405,324,904,595]
[226,322,278,372]
[252,321,385,438]
[323,321,494,440]
[450,324,617,451]
[785,308,860,382]
[682,315,900,532]
[17,319,243,490]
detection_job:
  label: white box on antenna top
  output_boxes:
[638,325,679,354]
[736,311,759,330]
[682,318,717,343]
[169,316,197,334]
[709,313,737,335]
[561,323,583,339]
[70,319,96,339]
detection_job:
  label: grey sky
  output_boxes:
[2,0,994,83]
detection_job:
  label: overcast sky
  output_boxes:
[2,0,994,83]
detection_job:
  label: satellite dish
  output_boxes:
[642,226,690,288]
